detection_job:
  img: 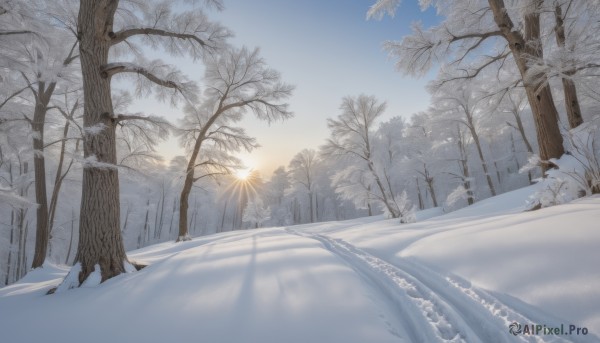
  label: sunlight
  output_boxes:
[235,168,252,181]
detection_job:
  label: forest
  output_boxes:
[1,0,599,291]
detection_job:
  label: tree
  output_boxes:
[20,34,79,270]
[551,0,583,129]
[242,198,270,228]
[323,94,403,218]
[431,82,497,197]
[403,112,442,208]
[369,0,565,166]
[288,149,318,223]
[70,0,228,285]
[177,46,293,241]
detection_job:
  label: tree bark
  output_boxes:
[74,0,128,284]
[554,3,583,129]
[488,0,565,166]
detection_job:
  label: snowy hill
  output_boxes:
[1,186,600,343]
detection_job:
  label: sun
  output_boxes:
[235,168,252,181]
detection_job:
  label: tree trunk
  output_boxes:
[489,0,565,166]
[16,161,30,280]
[426,177,438,207]
[415,177,424,210]
[5,209,15,285]
[470,128,497,196]
[48,119,76,259]
[308,191,314,223]
[74,0,128,284]
[65,208,76,265]
[367,160,399,218]
[554,3,583,129]
[142,198,150,246]
[31,87,54,269]
[512,107,534,154]
[458,129,475,205]
[178,104,223,240]
[422,165,438,207]
[367,185,373,215]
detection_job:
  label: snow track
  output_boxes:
[286,228,593,343]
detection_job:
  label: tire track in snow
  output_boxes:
[286,228,589,343]
[286,228,472,343]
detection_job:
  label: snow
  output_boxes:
[1,185,600,342]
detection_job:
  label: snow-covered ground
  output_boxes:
[1,185,599,343]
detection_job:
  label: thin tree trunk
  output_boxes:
[156,182,165,239]
[65,208,76,265]
[425,177,438,207]
[473,134,496,196]
[31,87,55,269]
[5,164,16,285]
[367,185,373,215]
[416,177,424,210]
[308,191,314,223]
[512,107,534,154]
[489,0,565,167]
[554,3,583,129]
[75,0,128,284]
[5,208,15,285]
[220,199,229,233]
[368,160,399,218]
[168,198,176,236]
[458,129,475,205]
[48,120,76,259]
[143,198,150,245]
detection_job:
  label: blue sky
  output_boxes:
[134,1,440,176]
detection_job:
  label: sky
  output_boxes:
[129,0,440,177]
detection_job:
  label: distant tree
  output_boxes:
[262,167,292,225]
[288,149,318,223]
[323,94,403,218]
[177,46,293,241]
[403,112,443,208]
[430,82,497,197]
[242,198,270,228]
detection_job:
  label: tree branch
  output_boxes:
[0,30,34,36]
[100,63,180,89]
[110,28,207,47]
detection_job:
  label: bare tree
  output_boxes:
[177,47,293,241]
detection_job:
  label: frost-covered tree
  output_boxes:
[68,0,230,286]
[403,112,444,208]
[323,94,403,218]
[369,0,566,166]
[430,81,497,197]
[242,198,270,228]
[177,46,293,241]
[288,149,318,223]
